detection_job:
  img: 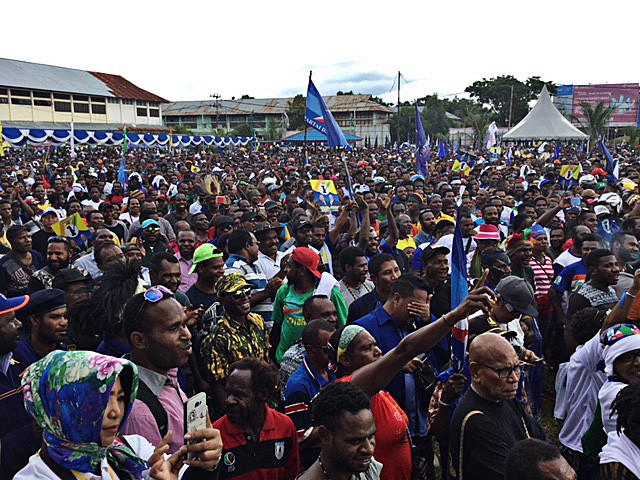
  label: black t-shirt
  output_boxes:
[450,388,546,480]
[347,289,380,324]
[186,284,218,312]
[31,229,56,257]
[105,223,127,243]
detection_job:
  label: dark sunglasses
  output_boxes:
[144,226,161,232]
[226,286,252,300]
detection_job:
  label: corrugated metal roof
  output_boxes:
[0,58,114,97]
[282,128,361,142]
[89,72,168,103]
[3,121,169,132]
[0,57,168,103]
[162,95,394,116]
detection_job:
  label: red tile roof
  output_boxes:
[89,71,168,103]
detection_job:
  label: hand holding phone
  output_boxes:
[184,392,208,460]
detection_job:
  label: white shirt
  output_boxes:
[14,434,188,479]
[81,199,103,210]
[554,248,581,272]
[559,334,607,452]
[599,380,626,436]
[256,251,285,280]
[73,251,101,279]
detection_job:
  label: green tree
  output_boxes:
[171,125,194,135]
[336,90,355,95]
[570,101,618,148]
[464,109,494,149]
[416,95,451,137]
[240,94,255,99]
[465,75,556,127]
[264,118,284,141]
[287,94,306,130]
[388,104,417,143]
[231,123,253,137]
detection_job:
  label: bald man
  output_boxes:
[449,333,545,480]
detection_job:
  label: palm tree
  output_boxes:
[465,110,494,149]
[570,101,617,148]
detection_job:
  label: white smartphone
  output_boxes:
[184,392,208,460]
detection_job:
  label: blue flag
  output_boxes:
[438,139,448,159]
[553,142,562,160]
[415,109,431,178]
[450,213,469,370]
[305,79,352,149]
[597,138,619,185]
[117,157,127,185]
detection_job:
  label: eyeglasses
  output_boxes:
[475,361,525,379]
[617,350,640,364]
[133,285,174,323]
[226,286,252,300]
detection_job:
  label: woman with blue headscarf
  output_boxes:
[16,350,221,479]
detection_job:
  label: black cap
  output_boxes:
[421,244,450,264]
[292,219,312,232]
[6,225,28,240]
[264,200,281,211]
[52,268,92,290]
[240,211,262,223]
[211,215,234,227]
[21,289,66,316]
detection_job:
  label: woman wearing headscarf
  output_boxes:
[324,281,494,480]
[15,350,221,479]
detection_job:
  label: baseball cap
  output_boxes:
[421,244,450,265]
[495,276,537,317]
[215,273,253,297]
[212,216,234,228]
[140,219,160,230]
[21,289,66,317]
[267,184,282,193]
[264,200,281,211]
[6,225,28,241]
[292,219,312,233]
[594,205,611,217]
[291,247,322,279]
[189,244,224,274]
[0,293,29,316]
[241,211,262,223]
[52,268,92,290]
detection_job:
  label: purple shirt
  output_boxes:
[176,252,196,293]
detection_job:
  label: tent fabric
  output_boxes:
[1,127,255,148]
[503,86,588,141]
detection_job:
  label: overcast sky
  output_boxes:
[4,0,637,104]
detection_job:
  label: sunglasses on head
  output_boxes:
[133,285,174,323]
[48,236,70,245]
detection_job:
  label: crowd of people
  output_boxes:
[0,140,640,480]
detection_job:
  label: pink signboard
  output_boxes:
[572,83,639,126]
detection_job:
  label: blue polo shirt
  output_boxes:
[354,305,430,437]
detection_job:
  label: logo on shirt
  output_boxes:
[223,452,236,472]
[275,441,285,460]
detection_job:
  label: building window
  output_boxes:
[137,107,148,117]
[11,89,30,97]
[34,100,52,107]
[33,91,50,99]
[73,103,90,113]
[73,95,89,102]
[0,88,7,95]
[149,108,160,118]
[91,104,106,114]
[53,93,71,100]
[91,97,104,103]
[54,101,72,112]
[11,98,31,105]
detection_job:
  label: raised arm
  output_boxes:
[535,196,570,228]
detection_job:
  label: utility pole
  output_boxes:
[508,85,514,128]
[210,93,221,132]
[396,71,401,148]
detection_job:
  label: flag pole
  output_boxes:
[304,71,311,165]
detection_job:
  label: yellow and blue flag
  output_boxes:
[52,213,92,250]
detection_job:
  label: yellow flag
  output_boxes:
[0,122,4,157]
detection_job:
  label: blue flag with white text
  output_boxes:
[305,79,352,149]
[450,214,469,370]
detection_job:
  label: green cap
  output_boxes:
[189,244,224,274]
[215,273,252,297]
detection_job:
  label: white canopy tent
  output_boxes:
[502,86,588,141]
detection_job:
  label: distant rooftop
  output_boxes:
[0,57,168,103]
[163,94,395,116]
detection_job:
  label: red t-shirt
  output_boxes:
[339,376,412,480]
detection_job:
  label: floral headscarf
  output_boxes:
[22,350,149,477]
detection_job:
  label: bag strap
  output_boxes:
[136,380,169,438]
[457,410,483,480]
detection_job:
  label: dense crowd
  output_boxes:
[1,140,640,480]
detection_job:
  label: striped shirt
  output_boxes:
[530,254,555,297]
[225,254,271,320]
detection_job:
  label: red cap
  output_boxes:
[592,167,608,176]
[291,247,322,279]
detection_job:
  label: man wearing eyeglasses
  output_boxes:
[200,273,270,414]
[450,333,546,480]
